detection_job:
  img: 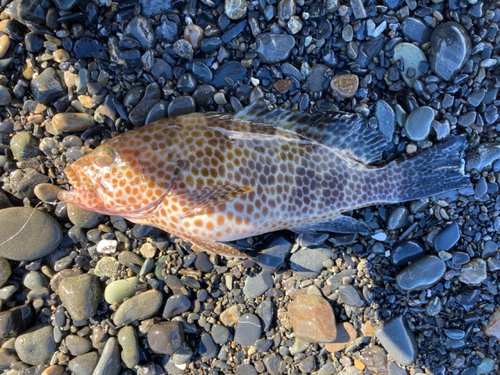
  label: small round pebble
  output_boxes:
[404,107,434,141]
[393,43,427,87]
[147,321,184,355]
[330,74,359,98]
[234,313,262,346]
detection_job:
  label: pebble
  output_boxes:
[73,38,105,59]
[34,183,62,202]
[396,255,446,291]
[402,17,432,44]
[58,274,101,321]
[50,113,94,136]
[0,207,62,261]
[375,315,418,366]
[243,271,274,298]
[0,34,10,59]
[148,321,184,354]
[434,222,460,251]
[66,334,92,355]
[484,307,500,340]
[0,304,35,339]
[375,101,395,141]
[234,313,262,346]
[338,285,364,307]
[482,241,497,258]
[199,333,218,358]
[254,236,292,272]
[173,39,194,60]
[67,204,104,228]
[288,294,337,343]
[94,256,120,279]
[124,17,156,50]
[225,0,247,20]
[325,322,358,352]
[330,74,359,98]
[211,324,230,344]
[459,258,487,285]
[387,206,411,230]
[429,21,471,81]
[129,83,161,126]
[14,325,55,365]
[113,289,163,326]
[104,277,138,304]
[466,143,500,172]
[92,337,121,375]
[0,85,11,105]
[404,106,434,141]
[139,0,172,17]
[68,351,99,375]
[255,33,295,64]
[290,247,331,277]
[156,18,178,43]
[391,240,426,266]
[184,24,204,49]
[118,326,139,368]
[168,96,196,117]
[30,67,65,105]
[0,257,10,287]
[10,132,38,161]
[393,43,427,87]
[350,0,366,19]
[163,294,191,319]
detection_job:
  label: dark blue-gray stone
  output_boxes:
[212,61,247,89]
[124,16,156,50]
[434,222,460,251]
[375,315,418,366]
[257,299,274,332]
[243,271,274,298]
[429,21,471,81]
[396,255,445,291]
[73,38,106,59]
[391,240,426,266]
[162,295,191,319]
[375,100,395,141]
[254,236,292,273]
[255,33,295,64]
[156,18,178,43]
[139,0,171,17]
[402,17,432,44]
[211,324,230,344]
[167,96,196,117]
[236,364,258,375]
[482,241,498,258]
[338,285,364,307]
[234,314,261,346]
[199,333,218,358]
[404,106,434,141]
[290,247,331,278]
[30,68,65,105]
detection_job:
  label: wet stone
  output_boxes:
[212,61,247,89]
[459,258,487,285]
[288,294,337,343]
[404,106,434,141]
[234,313,262,346]
[15,325,55,365]
[163,294,191,319]
[30,67,65,105]
[350,0,366,19]
[243,271,274,298]
[167,96,196,117]
[392,240,426,266]
[67,204,104,228]
[393,42,427,88]
[93,337,120,375]
[66,334,92,355]
[402,17,432,44]
[73,38,105,59]
[434,222,460,251]
[375,315,418,366]
[68,351,99,375]
[51,113,95,135]
[0,207,62,261]
[173,39,194,60]
[148,321,184,355]
[124,17,156,50]
[58,274,101,321]
[225,0,247,20]
[387,206,410,230]
[482,241,498,258]
[118,326,139,369]
[257,299,274,332]
[199,333,218,358]
[156,18,178,43]
[429,22,471,81]
[254,236,292,272]
[330,74,359,98]
[255,33,295,64]
[129,82,161,126]
[10,132,38,160]
[113,289,163,326]
[0,304,35,339]
[375,101,395,141]
[290,247,331,278]
[25,32,43,52]
[396,255,446,291]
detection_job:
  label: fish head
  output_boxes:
[58,133,176,217]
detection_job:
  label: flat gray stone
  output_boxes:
[234,313,262,346]
[375,315,418,366]
[396,255,445,292]
[14,325,55,365]
[290,247,332,278]
[0,207,62,261]
[243,271,274,298]
[58,274,101,321]
[404,106,434,142]
[113,289,163,327]
[68,351,99,375]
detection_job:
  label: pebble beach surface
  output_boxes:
[0,0,498,374]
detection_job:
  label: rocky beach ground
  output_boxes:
[0,0,499,374]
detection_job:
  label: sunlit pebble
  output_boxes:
[372,232,387,241]
[97,239,118,254]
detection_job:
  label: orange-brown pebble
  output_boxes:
[354,359,366,371]
[288,294,337,343]
[273,79,294,93]
[361,319,377,336]
[485,307,500,339]
[51,113,95,135]
[330,74,359,99]
[220,305,240,327]
[184,24,204,49]
[78,95,95,108]
[324,322,358,353]
[41,364,65,375]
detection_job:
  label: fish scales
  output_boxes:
[59,101,470,257]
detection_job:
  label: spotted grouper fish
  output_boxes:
[58,101,470,257]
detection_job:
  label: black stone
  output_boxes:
[17,0,49,24]
[255,33,295,64]
[212,61,247,89]
[402,17,432,44]
[5,19,28,42]
[25,31,44,52]
[73,37,106,59]
[200,37,222,53]
[30,68,65,105]
[167,96,196,117]
[222,19,247,43]
[0,304,35,339]
[392,240,426,266]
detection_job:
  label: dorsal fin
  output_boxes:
[232,100,388,164]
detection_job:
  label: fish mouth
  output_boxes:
[58,165,95,207]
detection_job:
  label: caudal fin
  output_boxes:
[387,135,470,202]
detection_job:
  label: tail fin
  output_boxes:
[386,136,470,202]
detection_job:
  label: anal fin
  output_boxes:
[189,238,251,258]
[290,215,373,235]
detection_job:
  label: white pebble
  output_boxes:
[97,239,118,254]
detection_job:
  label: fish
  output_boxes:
[58,101,470,257]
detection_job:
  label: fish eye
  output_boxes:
[94,146,116,167]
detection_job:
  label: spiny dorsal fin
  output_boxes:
[232,100,388,164]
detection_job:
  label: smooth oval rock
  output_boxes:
[68,351,99,375]
[113,289,163,327]
[393,43,427,88]
[104,276,139,304]
[14,325,55,365]
[118,325,139,368]
[30,67,65,105]
[147,321,184,355]
[396,255,446,291]
[10,132,38,160]
[51,113,95,135]
[288,294,337,343]
[0,207,62,261]
[404,106,434,142]
[429,21,471,81]
[434,222,460,251]
[375,315,418,365]
[58,273,101,321]
[234,313,262,346]
[92,337,121,375]
[391,240,426,266]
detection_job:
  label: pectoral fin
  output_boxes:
[189,238,250,258]
[290,215,373,234]
[175,184,253,218]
